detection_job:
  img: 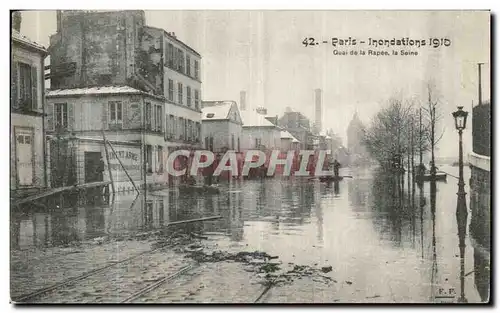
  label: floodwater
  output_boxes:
[10,166,490,303]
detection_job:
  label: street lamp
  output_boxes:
[452,106,468,304]
[452,106,469,209]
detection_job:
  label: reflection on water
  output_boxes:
[11,166,489,302]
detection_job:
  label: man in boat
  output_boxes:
[417,163,427,177]
[333,159,341,177]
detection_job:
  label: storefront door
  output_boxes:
[15,128,34,186]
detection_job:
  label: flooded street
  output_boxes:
[10,166,490,303]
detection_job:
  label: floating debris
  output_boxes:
[321,266,333,273]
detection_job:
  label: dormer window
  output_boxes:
[206,113,215,118]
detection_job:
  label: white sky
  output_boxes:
[20,10,490,158]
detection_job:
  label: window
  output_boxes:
[157,146,164,173]
[108,101,123,129]
[188,120,193,141]
[232,134,235,150]
[18,62,37,110]
[146,145,153,173]
[186,86,192,107]
[186,55,191,76]
[184,119,188,141]
[255,138,262,148]
[179,117,184,139]
[194,90,200,110]
[237,137,240,152]
[178,83,183,104]
[145,102,152,130]
[155,105,162,132]
[177,48,184,73]
[171,116,177,139]
[196,123,201,143]
[54,103,68,130]
[194,60,199,79]
[169,115,174,138]
[167,43,174,68]
[168,79,174,101]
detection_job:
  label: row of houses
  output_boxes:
[11,10,349,197]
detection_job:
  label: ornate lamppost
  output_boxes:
[452,106,469,216]
[452,106,469,303]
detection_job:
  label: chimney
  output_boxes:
[315,89,322,133]
[240,91,246,111]
[256,107,267,115]
[12,11,22,32]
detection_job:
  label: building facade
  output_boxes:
[240,108,281,151]
[47,11,203,189]
[278,110,312,150]
[280,130,300,151]
[11,24,49,193]
[201,101,243,153]
[469,101,491,250]
[46,86,202,190]
[347,112,370,165]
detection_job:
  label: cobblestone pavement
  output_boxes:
[259,276,393,303]
[30,247,192,303]
[11,239,154,300]
[131,262,265,303]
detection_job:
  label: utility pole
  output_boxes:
[478,63,484,107]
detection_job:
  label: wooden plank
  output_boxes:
[101,131,116,194]
[12,181,111,206]
[166,215,222,226]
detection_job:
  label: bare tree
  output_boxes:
[364,97,414,170]
[422,83,445,177]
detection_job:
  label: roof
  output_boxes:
[202,103,232,121]
[240,110,277,128]
[12,29,47,54]
[46,86,161,99]
[280,130,299,142]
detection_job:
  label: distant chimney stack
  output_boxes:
[12,11,22,32]
[240,91,246,111]
[256,107,267,115]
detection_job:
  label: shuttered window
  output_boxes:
[54,103,68,130]
[108,101,123,130]
[168,79,174,101]
[186,86,192,107]
[194,90,200,110]
[16,62,38,111]
[178,83,183,104]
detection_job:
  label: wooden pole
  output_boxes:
[101,131,116,194]
[106,139,140,194]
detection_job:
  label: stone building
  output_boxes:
[278,109,313,150]
[469,101,491,250]
[347,112,369,165]
[46,10,203,189]
[201,100,243,153]
[280,130,300,151]
[11,15,49,194]
[240,107,281,151]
